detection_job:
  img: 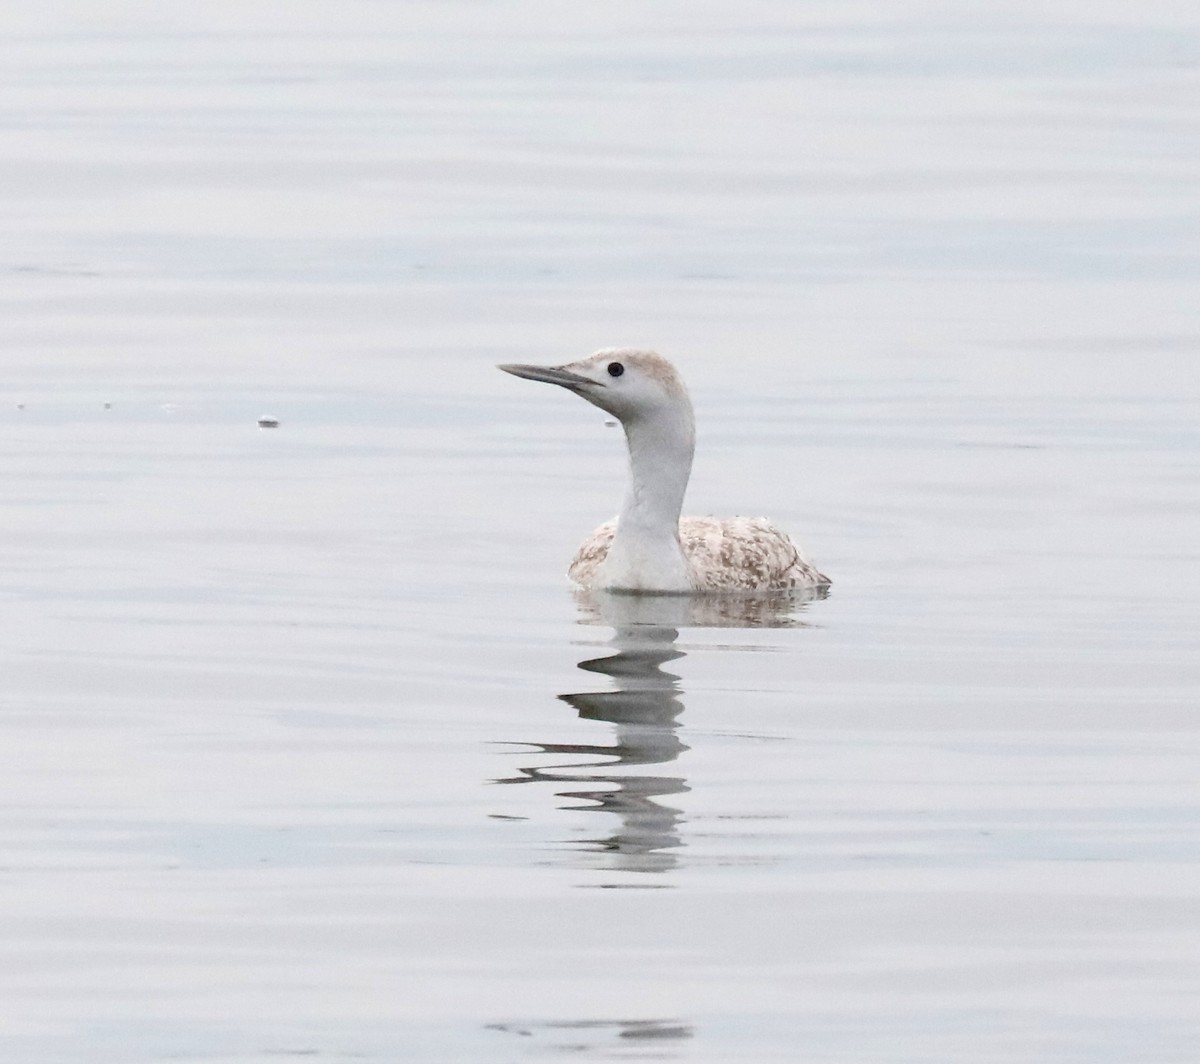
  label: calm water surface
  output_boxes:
[1,3,1198,1061]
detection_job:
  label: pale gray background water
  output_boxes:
[2,2,1198,1061]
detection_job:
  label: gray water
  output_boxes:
[2,3,1199,1061]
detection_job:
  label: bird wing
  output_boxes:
[679,516,828,591]
[568,518,617,587]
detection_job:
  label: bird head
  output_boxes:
[498,348,691,426]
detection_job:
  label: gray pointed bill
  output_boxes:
[497,363,601,389]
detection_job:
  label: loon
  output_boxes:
[499,349,829,594]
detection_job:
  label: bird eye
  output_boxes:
[607,362,624,377]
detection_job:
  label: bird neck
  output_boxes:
[619,412,694,534]
[604,406,695,591]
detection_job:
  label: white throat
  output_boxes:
[600,402,696,592]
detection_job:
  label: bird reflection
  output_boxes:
[496,588,823,875]
[496,614,687,873]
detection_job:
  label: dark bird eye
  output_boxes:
[607,361,624,377]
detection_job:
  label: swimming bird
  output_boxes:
[499,349,829,594]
